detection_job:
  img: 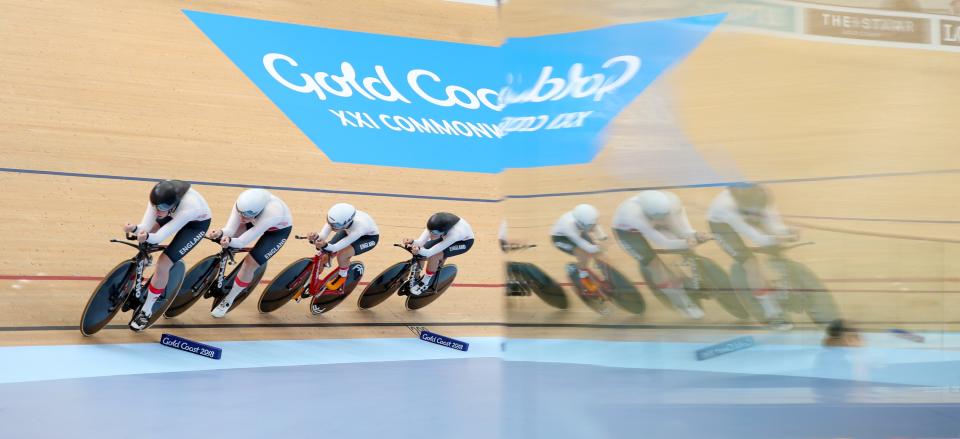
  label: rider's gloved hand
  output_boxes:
[136,230,149,243]
[411,245,421,254]
[207,229,223,240]
[123,223,137,233]
[219,236,231,248]
[314,239,327,251]
[402,238,414,247]
[307,232,320,243]
[695,232,711,243]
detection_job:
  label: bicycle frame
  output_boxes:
[395,243,442,291]
[108,235,165,303]
[289,235,334,297]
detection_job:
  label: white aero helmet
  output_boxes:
[327,203,357,230]
[637,190,672,220]
[572,204,599,230]
[236,188,271,218]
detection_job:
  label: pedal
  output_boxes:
[294,289,311,303]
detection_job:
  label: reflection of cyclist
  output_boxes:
[403,212,475,296]
[207,189,293,318]
[550,204,607,294]
[307,203,380,294]
[707,183,796,325]
[613,191,707,319]
[125,180,212,330]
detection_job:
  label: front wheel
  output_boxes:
[515,262,568,309]
[785,260,839,324]
[599,262,645,314]
[80,260,135,336]
[357,261,411,310]
[257,257,312,313]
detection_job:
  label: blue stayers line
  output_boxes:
[784,214,960,225]
[0,167,499,203]
[3,166,960,203]
[504,168,960,199]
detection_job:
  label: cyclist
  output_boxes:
[305,203,380,296]
[550,204,608,294]
[207,188,293,318]
[124,180,211,330]
[612,190,707,319]
[403,212,475,296]
[707,183,796,326]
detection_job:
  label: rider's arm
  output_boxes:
[317,224,332,240]
[671,205,698,238]
[725,213,779,247]
[763,205,792,236]
[637,220,688,250]
[229,215,282,248]
[417,227,466,258]
[323,225,369,253]
[413,229,430,247]
[147,209,195,244]
[135,202,158,234]
[593,225,608,241]
[222,208,242,238]
[560,222,600,254]
[568,232,600,254]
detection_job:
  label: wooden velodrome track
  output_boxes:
[1,0,958,346]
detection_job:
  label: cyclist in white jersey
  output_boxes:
[612,190,708,319]
[707,183,796,325]
[550,204,608,294]
[124,180,212,330]
[403,212,475,297]
[306,203,380,295]
[207,189,293,317]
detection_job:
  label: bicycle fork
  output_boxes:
[216,255,229,290]
[133,258,147,300]
[409,260,423,291]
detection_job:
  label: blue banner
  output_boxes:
[184,10,723,173]
[160,333,223,359]
[420,330,469,351]
[695,336,755,361]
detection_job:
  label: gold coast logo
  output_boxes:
[183,10,723,172]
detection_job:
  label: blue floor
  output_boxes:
[3,359,960,438]
[3,334,960,438]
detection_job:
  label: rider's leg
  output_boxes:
[142,254,172,314]
[422,253,443,287]
[222,254,259,304]
[214,227,290,317]
[710,221,782,320]
[327,246,355,289]
[413,238,471,295]
[135,219,209,327]
[743,255,781,319]
[573,247,601,292]
[331,234,377,290]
